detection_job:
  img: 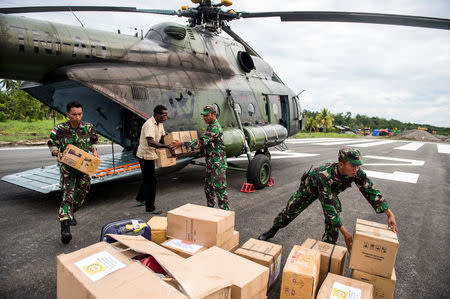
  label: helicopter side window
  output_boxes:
[248,103,255,117]
[272,103,279,116]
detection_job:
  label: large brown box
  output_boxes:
[349,219,399,278]
[147,216,167,244]
[186,246,269,299]
[317,273,374,299]
[234,238,282,289]
[279,246,321,299]
[352,269,396,299]
[61,144,101,176]
[57,235,232,299]
[220,230,240,252]
[155,148,176,168]
[164,131,200,157]
[301,238,347,287]
[167,203,235,247]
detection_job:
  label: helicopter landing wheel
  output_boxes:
[255,149,271,161]
[247,154,271,190]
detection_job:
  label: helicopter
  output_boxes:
[1,1,449,193]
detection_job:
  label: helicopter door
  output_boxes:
[267,94,289,131]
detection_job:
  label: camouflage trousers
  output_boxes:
[58,164,91,221]
[272,176,340,244]
[205,168,229,210]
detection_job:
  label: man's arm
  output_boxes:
[89,124,99,158]
[339,225,353,252]
[48,126,62,162]
[146,137,169,149]
[384,208,398,234]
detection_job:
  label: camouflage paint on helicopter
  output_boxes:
[0,14,302,152]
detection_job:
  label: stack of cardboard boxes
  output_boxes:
[156,130,200,168]
[349,219,399,299]
[161,203,239,257]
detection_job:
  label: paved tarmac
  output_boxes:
[0,138,449,298]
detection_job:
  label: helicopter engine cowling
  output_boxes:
[223,124,288,157]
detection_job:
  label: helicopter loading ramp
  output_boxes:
[2,151,193,194]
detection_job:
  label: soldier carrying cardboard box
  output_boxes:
[48,101,99,244]
[172,105,229,210]
[258,147,398,252]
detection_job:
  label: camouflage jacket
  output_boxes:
[48,121,98,154]
[307,163,389,227]
[185,119,227,171]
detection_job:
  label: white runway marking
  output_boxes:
[285,138,345,144]
[364,170,420,184]
[315,139,374,146]
[362,155,425,166]
[0,144,122,151]
[227,151,319,162]
[394,142,424,151]
[351,140,397,147]
[437,144,450,154]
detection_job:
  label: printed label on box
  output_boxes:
[74,250,125,282]
[330,282,362,299]
[269,253,282,285]
[166,239,203,254]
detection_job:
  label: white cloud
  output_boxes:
[2,0,449,126]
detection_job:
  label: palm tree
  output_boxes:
[305,116,318,132]
[315,108,335,132]
[1,80,22,93]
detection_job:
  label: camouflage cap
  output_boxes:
[201,105,216,115]
[339,147,363,166]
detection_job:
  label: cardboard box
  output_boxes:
[186,246,269,299]
[301,238,347,287]
[220,231,240,252]
[235,238,282,289]
[155,148,176,168]
[161,238,208,258]
[280,246,321,299]
[147,216,167,244]
[164,131,200,157]
[352,269,396,299]
[349,219,399,278]
[167,204,235,247]
[57,235,232,299]
[61,144,101,176]
[317,273,374,299]
[57,235,231,299]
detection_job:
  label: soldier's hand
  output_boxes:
[343,231,353,253]
[56,152,62,163]
[170,140,182,149]
[387,214,398,234]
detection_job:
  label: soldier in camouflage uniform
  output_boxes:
[172,105,229,210]
[48,101,99,244]
[258,147,398,251]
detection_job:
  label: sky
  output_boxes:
[2,0,449,127]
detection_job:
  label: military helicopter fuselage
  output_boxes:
[0,13,303,154]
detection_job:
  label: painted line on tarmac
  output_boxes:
[228,151,319,162]
[315,139,374,146]
[362,155,425,166]
[364,170,419,184]
[351,140,397,147]
[394,142,424,151]
[437,144,450,154]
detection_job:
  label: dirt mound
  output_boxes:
[394,129,442,142]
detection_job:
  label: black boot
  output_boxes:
[69,217,77,226]
[61,220,72,244]
[258,226,279,241]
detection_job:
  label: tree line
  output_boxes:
[1,80,448,135]
[303,109,450,135]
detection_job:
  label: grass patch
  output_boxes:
[291,131,364,139]
[0,119,109,144]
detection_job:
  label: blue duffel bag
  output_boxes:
[99,218,151,243]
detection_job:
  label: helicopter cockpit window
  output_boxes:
[248,103,255,116]
[212,104,220,117]
[235,103,242,116]
[237,51,255,73]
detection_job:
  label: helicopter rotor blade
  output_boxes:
[0,6,178,16]
[240,11,450,30]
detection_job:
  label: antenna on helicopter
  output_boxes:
[295,90,306,97]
